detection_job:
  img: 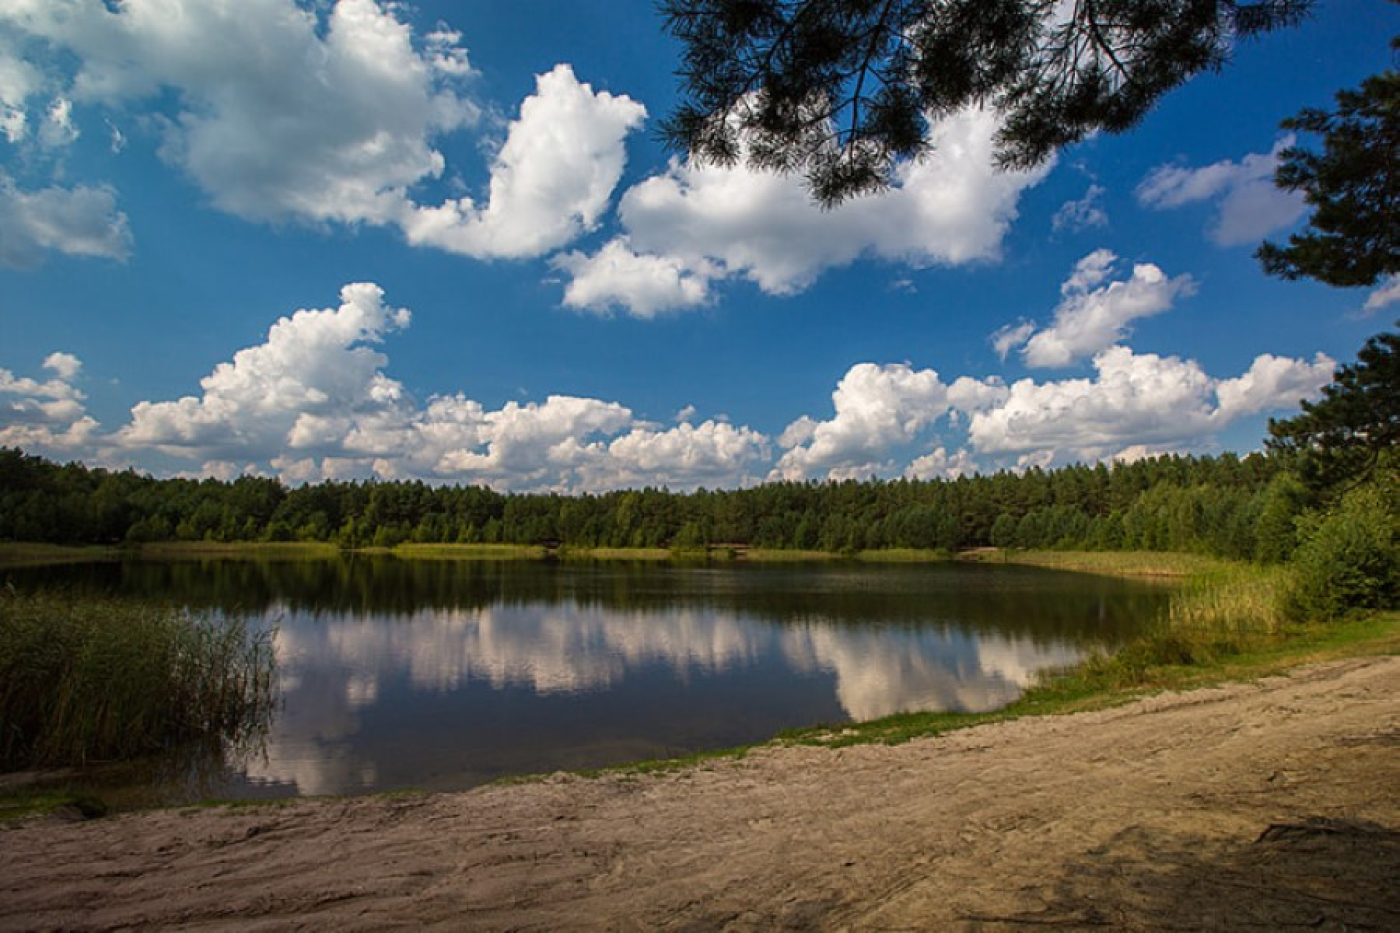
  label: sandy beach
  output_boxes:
[2,655,1397,931]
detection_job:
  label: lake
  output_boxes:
[10,556,1171,804]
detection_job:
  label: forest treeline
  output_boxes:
[0,446,1312,563]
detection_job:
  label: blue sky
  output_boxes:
[1,0,1396,491]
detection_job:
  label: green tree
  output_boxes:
[1266,325,1399,492]
[660,0,1311,204]
[1284,484,1398,620]
[1256,54,1399,287]
[1252,472,1308,562]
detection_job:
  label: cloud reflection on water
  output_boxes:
[247,600,1087,794]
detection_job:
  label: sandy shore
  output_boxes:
[2,655,1397,931]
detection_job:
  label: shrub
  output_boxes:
[1283,485,1399,621]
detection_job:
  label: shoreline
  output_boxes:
[1,539,1222,572]
[3,654,1396,930]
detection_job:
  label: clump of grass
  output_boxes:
[977,549,1221,579]
[854,548,954,563]
[0,589,276,769]
[392,542,546,560]
[1064,563,1291,691]
[137,541,338,560]
[0,543,121,570]
[561,547,674,561]
[1169,563,1289,636]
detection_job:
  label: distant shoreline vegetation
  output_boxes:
[0,446,1317,562]
[2,444,1393,624]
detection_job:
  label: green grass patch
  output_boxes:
[739,548,841,562]
[0,786,108,822]
[967,548,1225,579]
[0,543,122,569]
[560,547,675,561]
[0,591,277,770]
[854,548,954,563]
[391,542,546,560]
[136,541,339,560]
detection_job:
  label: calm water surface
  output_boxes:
[13,557,1171,803]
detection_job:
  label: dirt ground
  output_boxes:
[2,655,1397,931]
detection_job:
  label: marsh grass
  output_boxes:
[0,590,276,769]
[136,541,338,560]
[391,543,545,560]
[564,547,675,561]
[0,543,121,569]
[968,549,1220,579]
[1073,563,1292,689]
[854,548,954,563]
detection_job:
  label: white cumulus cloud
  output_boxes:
[37,95,77,147]
[0,351,98,456]
[400,64,646,259]
[1136,136,1308,247]
[963,345,1334,465]
[905,446,978,481]
[768,338,1331,481]
[0,172,131,267]
[557,107,1052,317]
[552,238,714,318]
[1214,352,1335,421]
[8,0,479,221]
[592,420,770,490]
[0,1,645,261]
[772,363,953,481]
[1002,250,1197,368]
[2,278,1337,489]
[120,282,413,458]
[0,35,40,142]
[99,283,770,491]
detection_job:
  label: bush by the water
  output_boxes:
[1284,485,1399,622]
[0,591,275,768]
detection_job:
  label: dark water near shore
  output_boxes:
[9,557,1171,804]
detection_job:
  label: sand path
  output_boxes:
[3,655,1397,931]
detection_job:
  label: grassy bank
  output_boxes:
[0,543,122,569]
[0,592,276,770]
[962,548,1222,578]
[135,541,340,560]
[0,540,1213,571]
[389,542,546,560]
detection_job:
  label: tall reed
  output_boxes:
[1076,563,1290,689]
[0,589,275,768]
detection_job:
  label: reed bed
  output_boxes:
[1076,563,1291,689]
[977,549,1222,579]
[0,590,275,769]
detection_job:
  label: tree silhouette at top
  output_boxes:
[1257,50,1399,288]
[660,0,1313,205]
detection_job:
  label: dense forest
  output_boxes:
[0,446,1311,563]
